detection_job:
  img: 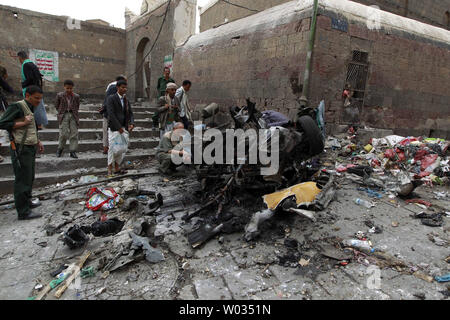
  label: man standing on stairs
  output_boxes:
[0,85,45,220]
[175,80,193,131]
[0,66,14,164]
[106,80,135,176]
[154,68,175,128]
[56,80,80,159]
[99,75,127,155]
[157,67,175,99]
[157,82,180,139]
[17,51,48,129]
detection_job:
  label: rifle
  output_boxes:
[9,108,31,169]
[9,131,21,169]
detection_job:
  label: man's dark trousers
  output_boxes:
[11,145,35,217]
[180,116,189,131]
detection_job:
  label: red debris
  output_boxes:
[405,199,432,207]
[421,154,439,171]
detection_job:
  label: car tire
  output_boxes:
[297,115,324,157]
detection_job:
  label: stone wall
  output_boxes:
[354,0,450,29]
[125,0,196,102]
[311,12,450,138]
[200,0,450,32]
[0,5,126,99]
[175,0,450,138]
[200,0,291,32]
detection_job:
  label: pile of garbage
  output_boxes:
[325,129,449,197]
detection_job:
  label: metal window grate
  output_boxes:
[343,50,370,112]
[352,50,369,63]
[346,63,369,92]
[346,51,369,93]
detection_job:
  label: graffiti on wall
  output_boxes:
[164,54,173,73]
[29,49,59,82]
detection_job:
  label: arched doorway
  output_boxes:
[136,37,151,100]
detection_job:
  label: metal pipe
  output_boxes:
[299,0,320,108]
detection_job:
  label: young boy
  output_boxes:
[56,80,80,158]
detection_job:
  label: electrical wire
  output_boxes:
[125,0,172,82]
[81,0,172,92]
[220,0,259,13]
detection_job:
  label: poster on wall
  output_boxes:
[29,49,59,82]
[164,54,173,73]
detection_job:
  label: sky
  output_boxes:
[0,0,211,29]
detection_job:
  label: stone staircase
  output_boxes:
[0,102,160,195]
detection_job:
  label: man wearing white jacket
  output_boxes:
[175,80,192,130]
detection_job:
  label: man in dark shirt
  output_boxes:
[99,75,127,154]
[0,66,14,162]
[0,86,45,220]
[157,67,175,99]
[18,51,48,128]
[0,66,14,111]
[105,80,135,176]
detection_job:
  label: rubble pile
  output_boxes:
[3,110,449,300]
[324,129,449,191]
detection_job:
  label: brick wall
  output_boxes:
[0,5,126,100]
[175,14,312,119]
[125,0,196,102]
[310,14,450,138]
[126,2,176,101]
[175,1,450,138]
[200,0,292,32]
[200,0,450,31]
[354,0,450,29]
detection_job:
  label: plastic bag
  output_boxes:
[79,175,98,184]
[86,187,120,211]
[109,130,129,158]
[316,100,326,139]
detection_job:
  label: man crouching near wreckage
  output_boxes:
[0,85,44,220]
[156,122,191,175]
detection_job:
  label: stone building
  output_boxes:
[200,0,450,32]
[0,4,126,99]
[125,0,197,101]
[0,0,448,137]
[174,0,450,138]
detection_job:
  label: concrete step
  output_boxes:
[0,138,159,156]
[81,105,159,113]
[0,148,157,176]
[77,111,155,120]
[37,128,159,141]
[0,149,157,195]
[44,119,154,129]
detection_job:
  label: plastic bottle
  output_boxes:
[355,198,375,209]
[342,239,374,253]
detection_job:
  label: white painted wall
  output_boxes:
[174,0,197,46]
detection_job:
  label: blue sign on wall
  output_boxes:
[331,17,348,33]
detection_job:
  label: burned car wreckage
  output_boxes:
[182,100,335,248]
